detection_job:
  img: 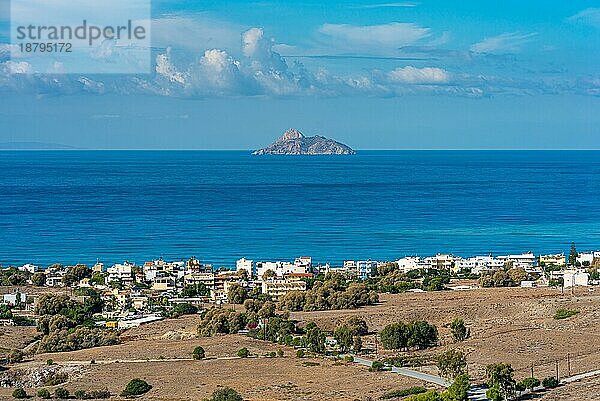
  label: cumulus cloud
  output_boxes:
[387,66,450,84]
[470,32,537,54]
[318,22,431,54]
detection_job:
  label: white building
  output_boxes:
[577,251,600,267]
[563,270,590,287]
[256,261,306,279]
[356,260,377,279]
[497,252,536,270]
[294,256,312,273]
[107,262,135,284]
[423,254,460,272]
[261,279,307,300]
[395,257,422,273]
[2,292,28,306]
[455,256,504,275]
[19,264,40,274]
[236,258,253,276]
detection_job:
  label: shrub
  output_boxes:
[450,318,470,342]
[44,372,68,386]
[211,387,243,401]
[88,389,111,399]
[8,349,24,363]
[12,388,27,399]
[37,388,51,399]
[277,348,284,357]
[54,387,70,399]
[520,377,540,391]
[381,387,427,399]
[344,355,354,363]
[170,302,198,318]
[554,308,579,320]
[542,376,559,389]
[296,349,305,358]
[121,379,152,397]
[237,348,250,358]
[437,349,467,379]
[193,346,206,360]
[74,389,88,399]
[369,360,386,372]
[46,359,54,365]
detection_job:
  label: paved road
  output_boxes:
[352,356,452,387]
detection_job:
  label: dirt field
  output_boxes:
[291,286,600,382]
[2,286,600,400]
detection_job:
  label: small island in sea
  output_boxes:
[253,128,355,155]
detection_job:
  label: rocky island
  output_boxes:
[253,128,355,155]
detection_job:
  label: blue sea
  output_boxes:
[1,150,599,267]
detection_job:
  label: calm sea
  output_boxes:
[1,150,599,267]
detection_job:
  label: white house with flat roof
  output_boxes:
[236,258,253,276]
[497,252,536,270]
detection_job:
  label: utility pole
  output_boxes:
[531,363,534,378]
[567,353,571,377]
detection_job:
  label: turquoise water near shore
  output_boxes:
[1,150,599,267]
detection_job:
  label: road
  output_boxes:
[351,356,452,387]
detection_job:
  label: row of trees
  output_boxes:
[479,267,530,288]
[369,265,451,294]
[279,274,378,312]
[380,320,439,350]
[34,292,118,353]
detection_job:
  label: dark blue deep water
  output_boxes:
[1,150,599,267]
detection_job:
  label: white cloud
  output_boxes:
[387,66,450,84]
[568,8,600,27]
[318,22,431,54]
[155,47,186,85]
[6,61,33,74]
[470,32,537,54]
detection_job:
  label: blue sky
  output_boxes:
[0,0,599,149]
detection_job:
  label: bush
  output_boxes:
[46,359,54,365]
[54,387,70,399]
[8,349,24,363]
[520,377,540,391]
[369,360,386,372]
[237,347,250,358]
[344,355,354,363]
[542,376,559,389]
[170,302,198,318]
[450,318,470,342]
[193,346,206,360]
[12,388,27,399]
[74,389,88,399]
[211,387,243,401]
[554,308,579,320]
[381,387,427,399]
[197,308,247,337]
[121,379,152,397]
[37,389,51,399]
[277,348,284,357]
[43,372,68,386]
[296,349,305,358]
[437,349,467,379]
[88,389,111,399]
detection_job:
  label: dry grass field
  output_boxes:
[2,286,600,400]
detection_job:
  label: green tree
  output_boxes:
[121,379,152,397]
[237,347,250,358]
[486,385,502,401]
[380,322,411,350]
[486,363,516,400]
[569,242,578,266]
[211,387,243,401]
[409,320,438,349]
[37,388,51,399]
[542,377,559,388]
[193,346,206,360]
[303,324,326,354]
[437,349,467,379]
[31,272,47,286]
[445,374,470,401]
[333,325,355,352]
[12,388,27,399]
[227,284,248,304]
[55,387,70,399]
[520,377,540,391]
[450,318,470,342]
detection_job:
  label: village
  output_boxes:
[2,248,598,329]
